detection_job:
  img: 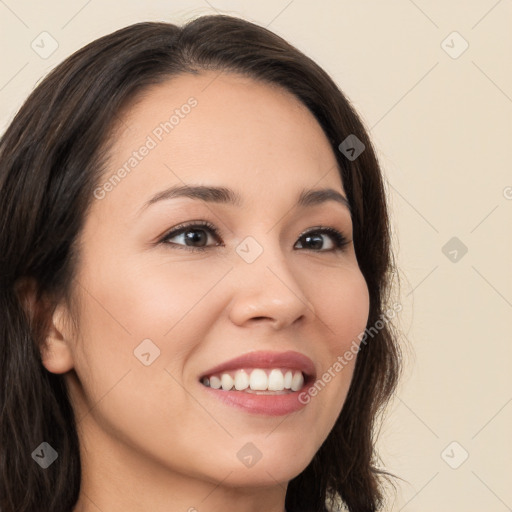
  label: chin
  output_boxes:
[213,440,316,487]
[218,460,310,488]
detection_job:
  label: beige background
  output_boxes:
[1,1,511,510]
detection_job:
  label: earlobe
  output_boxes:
[40,344,74,374]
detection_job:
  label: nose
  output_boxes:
[227,239,315,330]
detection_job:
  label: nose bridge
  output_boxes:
[228,233,314,328]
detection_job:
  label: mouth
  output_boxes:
[197,350,316,416]
[200,367,310,394]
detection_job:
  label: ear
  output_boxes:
[15,277,75,374]
[41,302,76,374]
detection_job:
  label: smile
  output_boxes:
[200,367,305,393]
[197,350,316,415]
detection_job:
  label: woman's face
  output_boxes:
[54,71,369,494]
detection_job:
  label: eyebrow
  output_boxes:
[137,184,351,216]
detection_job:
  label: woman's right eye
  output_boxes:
[160,221,222,252]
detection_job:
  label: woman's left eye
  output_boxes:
[160,222,350,253]
[295,227,350,252]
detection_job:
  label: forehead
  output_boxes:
[96,71,345,217]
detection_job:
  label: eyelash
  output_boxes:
[159,220,351,253]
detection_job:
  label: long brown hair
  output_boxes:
[0,14,402,512]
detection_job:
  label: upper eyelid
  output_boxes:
[162,221,220,238]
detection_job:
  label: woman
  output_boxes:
[0,14,402,512]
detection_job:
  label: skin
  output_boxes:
[40,71,370,512]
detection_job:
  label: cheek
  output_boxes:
[120,255,230,318]
[300,267,369,429]
[68,260,226,474]
[109,258,234,370]
[319,267,370,355]
[69,256,233,433]
[76,255,231,355]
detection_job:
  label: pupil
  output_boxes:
[305,234,322,250]
[186,229,207,247]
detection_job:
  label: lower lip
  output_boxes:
[199,383,310,416]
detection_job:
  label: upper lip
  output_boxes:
[198,350,316,381]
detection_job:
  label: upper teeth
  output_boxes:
[202,368,305,392]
